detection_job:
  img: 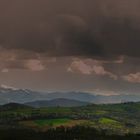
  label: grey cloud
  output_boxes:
[0,0,140,59]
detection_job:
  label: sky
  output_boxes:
[0,0,140,95]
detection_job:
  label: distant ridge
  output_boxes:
[0,86,140,104]
[0,103,32,111]
[25,98,90,107]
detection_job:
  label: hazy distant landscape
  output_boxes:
[0,86,140,105]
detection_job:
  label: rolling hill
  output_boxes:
[25,98,89,107]
[0,103,32,111]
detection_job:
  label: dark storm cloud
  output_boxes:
[0,0,140,59]
[98,18,140,58]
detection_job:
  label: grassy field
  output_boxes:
[19,118,90,131]
[34,118,70,126]
[99,118,121,125]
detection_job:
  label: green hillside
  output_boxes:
[0,102,140,138]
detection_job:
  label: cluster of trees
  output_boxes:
[0,126,140,140]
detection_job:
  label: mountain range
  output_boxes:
[25,98,89,107]
[0,86,140,105]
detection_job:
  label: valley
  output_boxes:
[0,102,140,135]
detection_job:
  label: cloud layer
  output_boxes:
[0,0,140,59]
[0,0,139,93]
